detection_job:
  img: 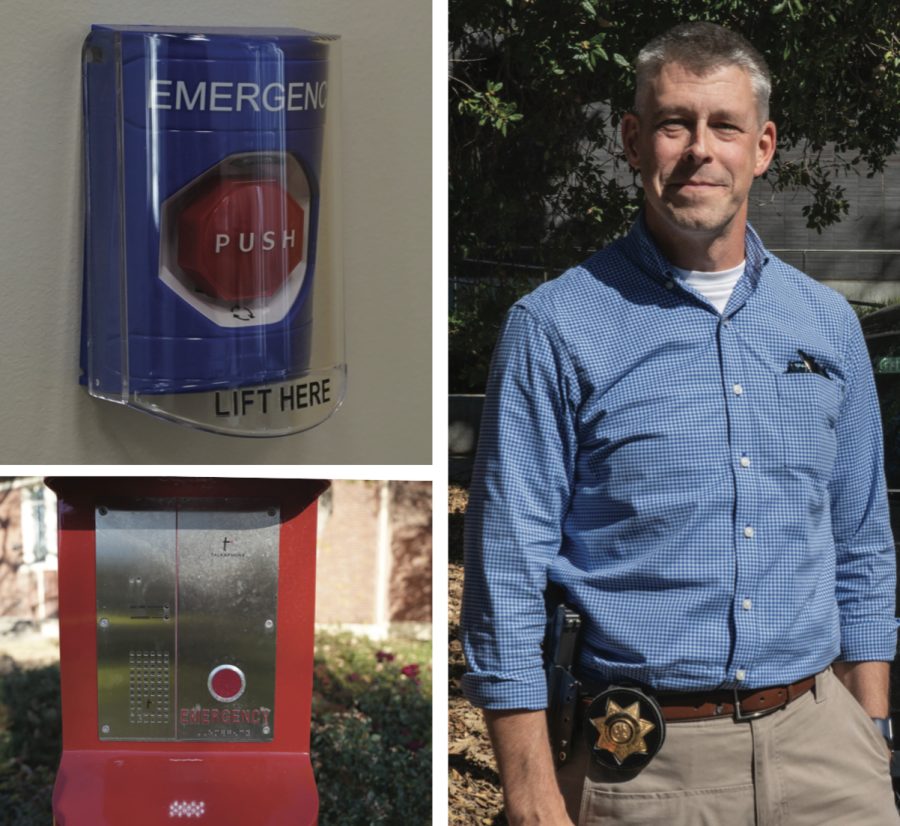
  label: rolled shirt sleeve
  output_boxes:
[461,304,578,709]
[830,309,898,662]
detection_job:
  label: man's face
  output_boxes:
[622,62,776,248]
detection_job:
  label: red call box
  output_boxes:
[47,477,328,826]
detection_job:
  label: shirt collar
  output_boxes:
[627,210,770,290]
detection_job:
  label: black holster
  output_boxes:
[544,599,582,766]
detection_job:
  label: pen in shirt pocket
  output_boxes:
[786,349,830,379]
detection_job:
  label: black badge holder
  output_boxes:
[583,685,666,771]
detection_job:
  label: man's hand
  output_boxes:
[833,660,890,718]
[483,709,576,826]
[833,660,892,759]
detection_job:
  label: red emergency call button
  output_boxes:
[208,664,246,703]
[177,179,305,302]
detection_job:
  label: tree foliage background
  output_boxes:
[449,0,900,390]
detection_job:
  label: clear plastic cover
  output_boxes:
[81,26,344,437]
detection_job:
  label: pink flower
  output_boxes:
[376,650,396,663]
[401,664,420,679]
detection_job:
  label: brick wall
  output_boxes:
[0,487,30,616]
[389,481,432,622]
[315,480,432,627]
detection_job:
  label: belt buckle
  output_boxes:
[732,687,781,722]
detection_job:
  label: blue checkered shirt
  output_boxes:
[461,215,897,710]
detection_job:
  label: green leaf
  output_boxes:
[613,52,630,69]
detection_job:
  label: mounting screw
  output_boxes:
[101,724,110,734]
[99,618,109,628]
[263,726,271,735]
[264,619,274,630]
[98,506,108,516]
[268,507,276,517]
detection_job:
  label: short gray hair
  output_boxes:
[634,22,771,124]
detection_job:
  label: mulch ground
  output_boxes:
[449,486,508,825]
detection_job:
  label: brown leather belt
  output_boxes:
[582,674,816,723]
[657,675,816,722]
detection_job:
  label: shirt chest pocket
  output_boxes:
[777,373,843,481]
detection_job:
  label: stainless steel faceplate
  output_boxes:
[96,503,280,742]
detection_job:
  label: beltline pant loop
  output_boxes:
[814,668,829,704]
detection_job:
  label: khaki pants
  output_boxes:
[557,669,899,825]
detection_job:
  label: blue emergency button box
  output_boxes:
[81,25,345,437]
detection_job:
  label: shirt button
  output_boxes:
[736,669,747,682]
[732,384,743,396]
[743,526,754,539]
[665,280,675,290]
[740,455,751,468]
[742,598,752,610]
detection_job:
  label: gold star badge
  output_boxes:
[589,699,656,765]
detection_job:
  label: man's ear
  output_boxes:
[621,113,641,170]
[754,120,777,177]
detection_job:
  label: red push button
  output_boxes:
[177,179,305,302]
[208,664,246,703]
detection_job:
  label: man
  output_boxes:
[461,21,898,825]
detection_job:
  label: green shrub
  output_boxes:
[312,633,432,825]
[0,665,61,769]
[0,665,60,825]
[0,762,55,826]
[312,712,431,825]
[450,279,535,393]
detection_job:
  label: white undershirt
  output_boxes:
[671,261,746,314]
